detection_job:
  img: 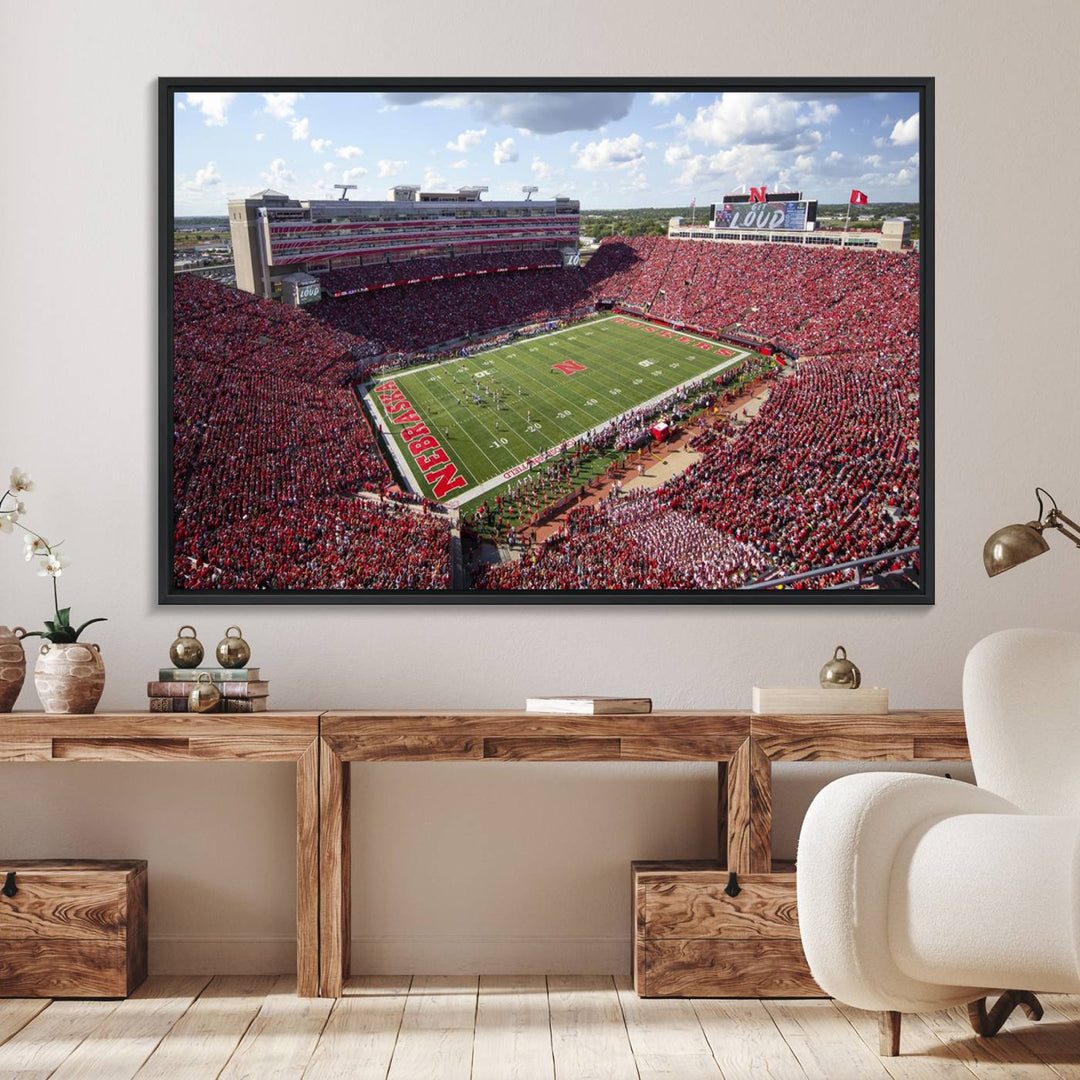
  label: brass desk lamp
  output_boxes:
[983,488,1080,577]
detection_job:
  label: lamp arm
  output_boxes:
[1047,509,1080,548]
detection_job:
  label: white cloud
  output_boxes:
[336,145,364,160]
[324,162,335,172]
[342,166,368,182]
[449,159,469,169]
[262,93,299,120]
[863,153,884,169]
[310,138,332,153]
[181,161,223,192]
[254,132,265,142]
[289,117,310,141]
[574,133,645,171]
[185,93,235,127]
[664,144,692,166]
[493,138,518,165]
[908,151,920,166]
[683,93,836,151]
[423,166,448,190]
[176,101,185,111]
[193,161,222,186]
[377,159,407,179]
[380,91,635,135]
[531,155,553,184]
[656,111,686,131]
[446,127,486,152]
[650,92,683,106]
[890,113,919,146]
[260,158,296,187]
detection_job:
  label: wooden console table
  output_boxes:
[318,709,969,998]
[0,712,322,997]
[2,708,971,999]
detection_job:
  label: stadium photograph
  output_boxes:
[161,79,930,602]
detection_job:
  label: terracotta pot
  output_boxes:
[34,642,106,715]
[0,626,27,713]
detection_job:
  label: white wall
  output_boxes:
[2,0,1079,974]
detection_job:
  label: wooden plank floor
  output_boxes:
[2,977,1079,1079]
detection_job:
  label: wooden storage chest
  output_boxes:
[632,860,822,998]
[0,859,148,998]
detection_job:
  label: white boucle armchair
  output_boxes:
[797,628,1080,1056]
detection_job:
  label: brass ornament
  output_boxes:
[188,672,221,713]
[215,626,251,669]
[169,625,204,669]
[820,645,861,689]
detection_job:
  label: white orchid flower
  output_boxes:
[23,534,49,560]
[38,552,69,578]
[8,468,33,493]
[0,513,13,534]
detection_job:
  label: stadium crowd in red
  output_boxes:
[311,264,593,353]
[476,237,921,590]
[172,234,920,592]
[322,250,564,297]
[172,275,450,591]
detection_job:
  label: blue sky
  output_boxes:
[173,90,920,216]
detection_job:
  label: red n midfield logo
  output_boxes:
[750,186,767,203]
[552,359,586,376]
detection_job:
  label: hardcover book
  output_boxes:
[525,696,652,715]
[147,680,269,699]
[158,668,261,682]
[147,696,269,713]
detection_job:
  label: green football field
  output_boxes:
[361,314,753,509]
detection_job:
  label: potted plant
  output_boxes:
[1,468,108,714]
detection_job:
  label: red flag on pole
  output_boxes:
[850,189,868,205]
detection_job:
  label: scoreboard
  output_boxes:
[713,200,810,232]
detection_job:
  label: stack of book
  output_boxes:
[147,668,269,713]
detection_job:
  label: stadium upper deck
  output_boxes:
[229,186,581,298]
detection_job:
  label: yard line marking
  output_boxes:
[445,349,749,508]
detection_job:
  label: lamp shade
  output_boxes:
[983,522,1050,577]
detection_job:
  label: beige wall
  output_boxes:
[2,0,1078,974]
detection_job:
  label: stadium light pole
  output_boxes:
[334,183,357,201]
[522,185,539,201]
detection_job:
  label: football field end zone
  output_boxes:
[358,385,425,493]
[359,315,752,505]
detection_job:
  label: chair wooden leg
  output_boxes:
[879,1010,902,1056]
[968,991,1044,1038]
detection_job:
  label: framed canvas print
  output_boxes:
[160,77,933,604]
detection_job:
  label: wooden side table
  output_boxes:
[319,709,750,997]
[0,712,322,997]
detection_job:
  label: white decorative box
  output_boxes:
[752,686,889,715]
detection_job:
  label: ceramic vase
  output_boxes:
[0,626,27,713]
[34,642,106,714]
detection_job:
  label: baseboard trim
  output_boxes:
[352,934,630,975]
[149,934,630,975]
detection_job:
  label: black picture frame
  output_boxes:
[159,76,933,606]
